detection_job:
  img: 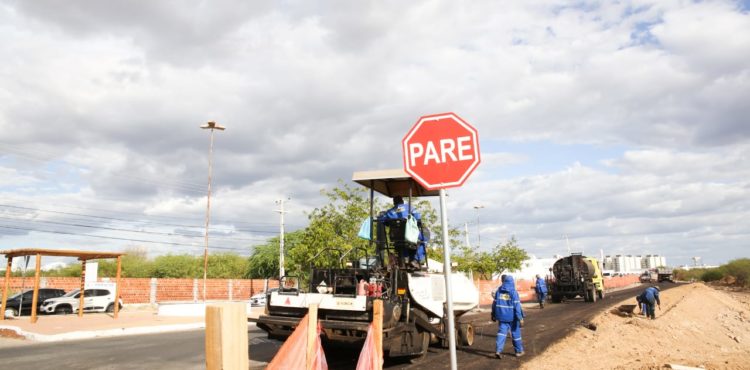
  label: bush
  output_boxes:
[673,268,705,281]
[722,258,750,287]
[701,269,724,282]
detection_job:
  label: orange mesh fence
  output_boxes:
[356,324,383,370]
[266,313,328,370]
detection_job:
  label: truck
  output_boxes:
[255,169,479,362]
[656,267,674,283]
[639,270,657,283]
[548,253,605,303]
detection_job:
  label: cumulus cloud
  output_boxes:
[0,1,748,265]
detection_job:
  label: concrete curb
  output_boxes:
[0,322,211,342]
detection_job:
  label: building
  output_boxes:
[494,254,560,281]
[603,254,668,273]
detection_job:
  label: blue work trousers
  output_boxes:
[645,301,656,319]
[496,320,524,354]
[536,292,547,305]
[401,243,426,262]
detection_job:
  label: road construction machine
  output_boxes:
[255,169,479,361]
[548,253,605,303]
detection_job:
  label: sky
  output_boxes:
[1,0,748,269]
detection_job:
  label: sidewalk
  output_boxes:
[0,306,265,343]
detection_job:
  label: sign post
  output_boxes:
[402,112,480,370]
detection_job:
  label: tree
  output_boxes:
[152,254,201,278]
[490,237,529,274]
[408,198,463,266]
[96,248,154,278]
[247,230,306,279]
[470,251,497,280]
[289,181,377,282]
[208,253,249,278]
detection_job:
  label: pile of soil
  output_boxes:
[521,283,750,370]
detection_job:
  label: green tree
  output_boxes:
[247,240,280,279]
[490,237,528,274]
[470,251,497,279]
[207,253,249,278]
[247,230,305,279]
[95,248,154,278]
[152,254,201,278]
[41,263,81,277]
[289,181,377,282]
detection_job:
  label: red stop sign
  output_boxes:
[402,112,480,190]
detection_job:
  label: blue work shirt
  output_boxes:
[492,275,524,323]
[639,287,661,305]
[378,203,421,221]
[535,277,548,294]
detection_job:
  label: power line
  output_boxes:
[0,215,270,243]
[0,224,254,253]
[0,204,282,235]
[0,199,304,229]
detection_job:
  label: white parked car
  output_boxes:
[250,288,278,307]
[41,288,123,314]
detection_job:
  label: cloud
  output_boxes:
[452,145,750,265]
[0,1,748,265]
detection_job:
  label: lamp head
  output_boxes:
[201,121,225,130]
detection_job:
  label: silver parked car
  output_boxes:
[250,288,278,307]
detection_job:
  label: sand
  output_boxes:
[521,283,750,370]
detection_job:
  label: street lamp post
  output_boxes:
[473,205,484,249]
[200,121,225,302]
[276,198,290,279]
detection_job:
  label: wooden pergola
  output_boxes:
[0,248,125,323]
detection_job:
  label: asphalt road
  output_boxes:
[0,283,677,369]
[0,323,284,370]
[396,282,680,370]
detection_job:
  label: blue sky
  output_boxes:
[481,140,627,179]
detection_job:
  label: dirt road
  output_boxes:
[521,283,750,370]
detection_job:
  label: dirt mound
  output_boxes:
[521,283,750,370]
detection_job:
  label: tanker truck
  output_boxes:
[548,253,604,303]
[255,169,479,362]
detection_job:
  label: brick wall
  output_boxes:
[2,274,639,305]
[0,277,279,304]
[477,275,641,305]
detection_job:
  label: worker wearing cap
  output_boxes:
[491,275,525,359]
[638,286,661,319]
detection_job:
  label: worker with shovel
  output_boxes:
[638,286,661,319]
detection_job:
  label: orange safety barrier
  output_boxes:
[356,324,382,370]
[267,313,328,370]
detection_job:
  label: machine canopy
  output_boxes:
[352,169,439,198]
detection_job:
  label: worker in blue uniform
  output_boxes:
[377,196,426,269]
[491,275,525,359]
[638,286,661,319]
[534,274,548,309]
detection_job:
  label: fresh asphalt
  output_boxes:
[0,283,677,369]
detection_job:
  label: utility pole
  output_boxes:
[563,234,571,255]
[473,205,484,249]
[276,198,290,278]
[200,121,224,302]
[464,222,471,248]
